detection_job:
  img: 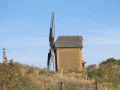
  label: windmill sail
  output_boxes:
[49,12,55,48]
[47,12,55,70]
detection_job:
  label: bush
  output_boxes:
[87,58,120,89]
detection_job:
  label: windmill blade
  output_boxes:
[47,50,51,69]
[50,49,55,69]
[48,12,55,71]
[49,12,55,48]
[49,29,54,48]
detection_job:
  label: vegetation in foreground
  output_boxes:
[87,58,120,90]
[0,58,119,90]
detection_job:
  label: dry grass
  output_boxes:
[0,62,103,90]
[0,60,119,90]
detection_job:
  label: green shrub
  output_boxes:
[20,84,40,90]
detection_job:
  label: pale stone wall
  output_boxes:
[56,48,83,72]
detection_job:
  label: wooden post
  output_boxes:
[44,81,49,90]
[59,81,63,90]
[95,81,98,90]
[44,81,47,90]
[46,87,49,90]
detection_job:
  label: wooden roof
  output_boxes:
[55,36,83,48]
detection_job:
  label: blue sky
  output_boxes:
[0,0,120,67]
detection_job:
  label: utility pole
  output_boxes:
[2,48,8,63]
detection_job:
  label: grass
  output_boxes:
[20,84,40,90]
[0,58,119,90]
[87,58,120,90]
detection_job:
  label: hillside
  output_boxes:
[87,58,120,90]
[0,58,120,90]
[0,60,93,90]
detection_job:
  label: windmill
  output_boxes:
[47,12,55,70]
